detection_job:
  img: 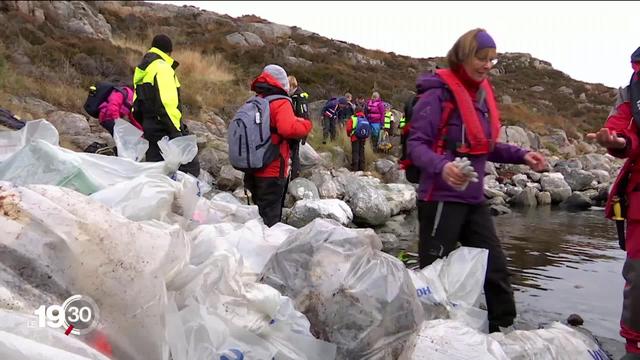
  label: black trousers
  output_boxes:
[417,200,517,332]
[144,133,201,178]
[289,139,301,180]
[351,139,365,171]
[244,174,287,227]
[322,116,336,142]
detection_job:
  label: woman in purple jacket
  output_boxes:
[407,28,546,333]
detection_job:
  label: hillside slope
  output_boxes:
[0,1,617,139]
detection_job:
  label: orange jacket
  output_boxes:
[250,72,312,178]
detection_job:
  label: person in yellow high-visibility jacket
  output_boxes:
[132,34,200,177]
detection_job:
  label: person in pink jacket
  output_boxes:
[98,85,143,136]
[366,91,386,152]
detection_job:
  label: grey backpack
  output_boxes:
[228,94,291,173]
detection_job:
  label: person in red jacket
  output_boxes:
[345,105,368,171]
[244,64,313,227]
[587,47,640,360]
[98,83,143,136]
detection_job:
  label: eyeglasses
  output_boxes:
[475,56,499,66]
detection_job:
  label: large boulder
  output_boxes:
[287,177,320,201]
[499,126,531,149]
[343,176,391,226]
[560,192,592,211]
[225,31,265,47]
[512,186,538,207]
[310,168,342,199]
[579,154,612,173]
[245,22,292,40]
[216,165,244,191]
[286,199,353,228]
[590,169,610,184]
[375,159,401,183]
[381,183,416,216]
[375,213,418,243]
[563,169,596,191]
[46,111,90,136]
[49,1,112,40]
[540,173,572,203]
[198,145,229,178]
[536,191,552,205]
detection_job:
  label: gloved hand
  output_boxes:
[451,157,479,191]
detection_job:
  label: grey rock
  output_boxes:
[343,176,391,226]
[590,169,610,184]
[563,169,596,191]
[501,95,513,105]
[485,162,498,177]
[310,168,342,199]
[499,126,530,149]
[535,191,552,205]
[530,86,545,92]
[286,199,353,228]
[512,187,538,207]
[557,86,574,96]
[287,178,320,202]
[46,111,90,137]
[561,192,592,211]
[217,165,244,191]
[377,233,400,253]
[579,154,612,173]
[540,173,572,203]
[490,205,512,216]
[512,174,529,189]
[245,22,291,39]
[526,171,542,182]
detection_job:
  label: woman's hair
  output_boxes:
[447,28,493,71]
[344,92,353,101]
[371,91,380,100]
[287,75,298,89]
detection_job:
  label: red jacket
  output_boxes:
[604,97,640,220]
[346,111,367,142]
[98,87,143,131]
[250,72,312,178]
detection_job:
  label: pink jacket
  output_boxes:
[98,87,143,131]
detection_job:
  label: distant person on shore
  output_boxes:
[339,92,355,125]
[321,96,349,144]
[586,47,640,360]
[345,105,370,171]
[407,28,547,333]
[366,91,386,152]
[287,75,309,180]
[132,34,200,176]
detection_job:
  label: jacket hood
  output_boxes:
[416,72,445,95]
[251,71,287,93]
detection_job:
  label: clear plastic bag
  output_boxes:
[261,219,424,360]
[158,135,198,173]
[409,247,489,332]
[0,183,190,360]
[0,119,59,162]
[113,119,149,162]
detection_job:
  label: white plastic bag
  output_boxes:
[409,247,489,331]
[261,219,424,360]
[166,250,336,360]
[0,183,190,360]
[158,135,198,173]
[90,173,179,221]
[411,320,509,360]
[113,119,148,161]
[299,142,321,170]
[0,119,59,162]
[489,322,609,360]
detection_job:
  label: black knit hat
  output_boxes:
[152,34,172,54]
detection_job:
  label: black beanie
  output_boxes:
[152,34,172,54]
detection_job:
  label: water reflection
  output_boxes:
[494,207,626,339]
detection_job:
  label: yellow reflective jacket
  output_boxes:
[133,47,183,136]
